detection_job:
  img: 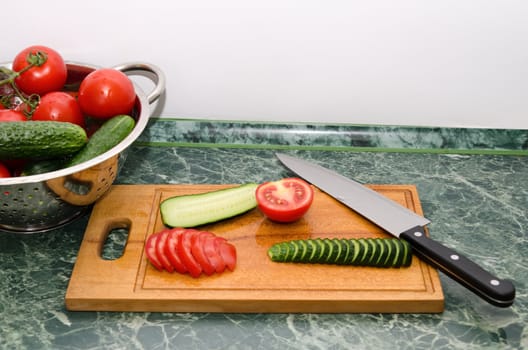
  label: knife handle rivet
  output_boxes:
[490,279,500,286]
[450,254,460,261]
[413,231,423,237]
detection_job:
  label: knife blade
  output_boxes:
[275,153,515,307]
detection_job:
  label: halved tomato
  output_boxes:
[164,228,188,274]
[177,229,203,278]
[145,233,164,271]
[155,229,174,272]
[255,177,314,223]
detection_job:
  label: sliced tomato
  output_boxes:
[190,231,216,276]
[164,228,188,274]
[203,236,227,274]
[218,241,237,272]
[155,229,174,272]
[255,177,314,223]
[177,229,203,278]
[145,232,164,271]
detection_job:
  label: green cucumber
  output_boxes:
[20,159,65,176]
[67,115,135,167]
[268,238,413,268]
[160,183,258,228]
[0,121,87,160]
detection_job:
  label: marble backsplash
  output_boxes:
[138,118,528,154]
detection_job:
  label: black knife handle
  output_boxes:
[400,226,516,307]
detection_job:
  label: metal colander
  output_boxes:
[0,61,165,233]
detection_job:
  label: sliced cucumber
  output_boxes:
[306,239,319,263]
[160,183,258,228]
[336,239,350,265]
[267,238,413,268]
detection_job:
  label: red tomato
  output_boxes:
[177,229,203,278]
[0,162,11,177]
[218,242,237,271]
[164,228,188,274]
[32,92,85,127]
[191,231,216,276]
[77,68,136,119]
[12,45,67,95]
[203,236,227,274]
[0,109,27,122]
[145,228,236,277]
[145,233,164,271]
[256,178,314,223]
[155,229,175,273]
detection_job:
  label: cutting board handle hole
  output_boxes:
[101,224,130,261]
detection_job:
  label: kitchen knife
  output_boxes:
[275,153,516,307]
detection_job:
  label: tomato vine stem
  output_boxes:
[0,51,47,114]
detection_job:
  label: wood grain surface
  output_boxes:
[65,184,444,313]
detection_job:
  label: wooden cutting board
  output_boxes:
[65,184,444,313]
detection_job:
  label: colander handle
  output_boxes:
[112,62,166,104]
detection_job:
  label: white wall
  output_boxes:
[3,1,528,129]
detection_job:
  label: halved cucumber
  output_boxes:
[160,183,258,228]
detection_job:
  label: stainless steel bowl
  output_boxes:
[0,61,165,233]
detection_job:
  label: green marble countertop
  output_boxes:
[1,119,527,349]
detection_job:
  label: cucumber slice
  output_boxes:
[336,239,350,265]
[306,239,318,263]
[267,242,283,262]
[160,183,258,228]
[401,240,413,267]
[282,242,294,262]
[357,239,371,266]
[313,239,326,263]
[372,239,385,266]
[327,239,342,264]
[386,239,399,268]
[290,241,302,262]
[347,239,361,265]
[297,240,311,262]
[321,239,334,263]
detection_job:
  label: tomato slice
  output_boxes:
[218,241,237,271]
[203,236,227,274]
[177,229,203,278]
[155,229,174,272]
[255,177,314,222]
[145,232,164,271]
[191,231,216,276]
[164,228,188,274]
